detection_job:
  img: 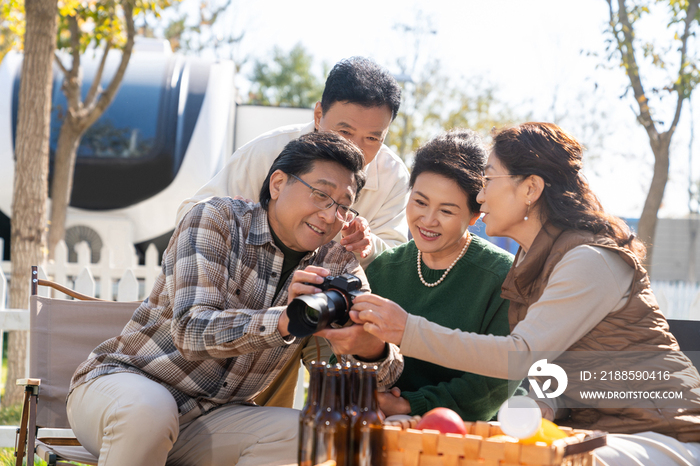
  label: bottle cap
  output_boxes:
[497,396,541,439]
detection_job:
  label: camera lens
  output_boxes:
[287,290,350,337]
[303,304,321,325]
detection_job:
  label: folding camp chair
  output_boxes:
[14,266,140,466]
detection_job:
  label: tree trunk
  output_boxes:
[47,118,84,259]
[636,139,671,278]
[6,0,57,407]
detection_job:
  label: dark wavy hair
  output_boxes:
[259,132,366,210]
[321,57,401,121]
[410,129,486,214]
[492,122,646,260]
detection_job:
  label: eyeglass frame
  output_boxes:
[482,174,519,190]
[481,173,552,191]
[288,173,359,223]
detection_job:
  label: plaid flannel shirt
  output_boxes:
[70,198,403,416]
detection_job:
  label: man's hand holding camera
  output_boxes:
[278,266,330,337]
[287,265,331,302]
[283,266,386,361]
[314,319,386,361]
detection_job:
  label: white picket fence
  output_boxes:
[1,239,161,304]
[0,238,162,447]
[651,281,700,320]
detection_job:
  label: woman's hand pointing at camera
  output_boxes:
[350,293,409,346]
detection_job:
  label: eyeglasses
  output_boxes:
[482,174,518,190]
[481,174,552,191]
[289,174,359,223]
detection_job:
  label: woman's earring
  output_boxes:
[524,201,531,221]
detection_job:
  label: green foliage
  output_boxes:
[56,0,175,53]
[0,403,21,426]
[248,43,325,108]
[606,0,700,110]
[162,0,243,64]
[0,0,177,61]
[0,0,24,62]
[0,405,45,465]
[388,58,519,161]
[0,449,47,466]
[0,405,88,465]
[0,447,90,465]
[388,12,520,161]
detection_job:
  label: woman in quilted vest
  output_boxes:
[352,122,700,465]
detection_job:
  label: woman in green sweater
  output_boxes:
[362,129,517,421]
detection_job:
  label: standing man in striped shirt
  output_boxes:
[67,132,403,466]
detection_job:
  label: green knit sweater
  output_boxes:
[365,234,516,421]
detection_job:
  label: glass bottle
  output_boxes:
[338,362,352,441]
[298,361,325,466]
[314,364,350,466]
[351,365,385,466]
[342,362,358,461]
[349,361,362,415]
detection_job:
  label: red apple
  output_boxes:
[415,407,467,435]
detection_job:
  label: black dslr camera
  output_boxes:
[286,273,365,337]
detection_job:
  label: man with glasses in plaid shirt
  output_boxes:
[67,132,404,466]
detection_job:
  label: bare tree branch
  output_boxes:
[203,0,232,25]
[84,41,112,108]
[53,52,68,75]
[669,0,699,134]
[83,0,135,129]
[611,0,658,142]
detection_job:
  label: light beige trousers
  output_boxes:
[67,372,299,466]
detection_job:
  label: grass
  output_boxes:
[0,448,48,466]
[0,400,86,465]
[0,335,90,466]
[0,403,44,466]
[0,404,20,427]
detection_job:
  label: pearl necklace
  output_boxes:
[417,234,472,287]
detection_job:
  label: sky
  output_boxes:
[171,0,700,219]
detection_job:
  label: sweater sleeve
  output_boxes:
[400,245,635,380]
[400,295,518,421]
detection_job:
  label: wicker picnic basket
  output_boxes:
[382,419,606,466]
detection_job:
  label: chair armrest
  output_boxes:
[16,378,41,387]
[37,437,82,447]
[36,278,104,301]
